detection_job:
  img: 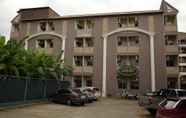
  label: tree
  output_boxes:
[117,63,138,90]
[0,35,73,80]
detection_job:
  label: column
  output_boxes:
[150,35,156,92]
[102,37,107,97]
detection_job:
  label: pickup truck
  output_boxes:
[138,89,186,114]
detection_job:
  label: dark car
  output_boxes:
[48,88,86,106]
[73,88,92,103]
[156,97,186,118]
[138,89,186,114]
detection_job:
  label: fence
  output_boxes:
[0,75,71,104]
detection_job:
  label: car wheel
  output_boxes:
[67,100,72,106]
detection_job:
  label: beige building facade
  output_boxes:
[10,0,186,96]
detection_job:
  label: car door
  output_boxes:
[57,89,69,103]
[176,100,186,118]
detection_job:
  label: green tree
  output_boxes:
[0,35,72,80]
[117,63,138,90]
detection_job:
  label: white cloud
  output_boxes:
[0,0,186,38]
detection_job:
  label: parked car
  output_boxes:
[138,89,186,114]
[48,88,86,106]
[85,87,101,99]
[156,97,186,118]
[73,88,93,103]
[121,89,138,100]
[78,87,96,102]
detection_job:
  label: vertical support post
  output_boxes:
[150,35,156,92]
[61,37,66,60]
[61,37,66,81]
[25,40,28,50]
[178,75,181,89]
[102,37,107,97]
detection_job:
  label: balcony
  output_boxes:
[179,72,186,77]
[178,44,186,47]
[165,46,178,54]
[117,46,139,54]
[164,25,177,32]
[73,66,93,76]
[166,67,179,75]
[74,47,94,55]
[179,54,186,57]
[76,29,92,37]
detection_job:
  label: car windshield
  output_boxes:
[178,91,186,97]
[160,99,179,109]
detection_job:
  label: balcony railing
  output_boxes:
[76,29,92,37]
[73,66,94,75]
[166,67,179,75]
[117,46,139,54]
[74,47,94,54]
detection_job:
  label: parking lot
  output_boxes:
[0,99,153,118]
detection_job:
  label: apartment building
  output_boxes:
[10,0,186,96]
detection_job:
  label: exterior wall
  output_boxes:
[10,2,182,96]
[153,14,167,90]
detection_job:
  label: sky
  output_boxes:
[0,0,186,39]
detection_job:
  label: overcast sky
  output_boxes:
[0,0,186,39]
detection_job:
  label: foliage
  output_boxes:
[117,63,138,80]
[0,35,72,79]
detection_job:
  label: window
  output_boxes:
[179,47,186,53]
[75,37,94,48]
[164,15,176,25]
[76,19,93,30]
[179,57,186,63]
[74,76,82,88]
[117,36,139,47]
[178,91,186,97]
[180,67,186,72]
[166,55,177,67]
[179,39,186,45]
[86,20,93,29]
[75,38,83,48]
[118,16,138,28]
[130,80,139,89]
[74,56,94,67]
[48,22,55,31]
[167,90,177,97]
[128,16,138,27]
[74,56,83,66]
[13,23,20,32]
[76,20,85,30]
[165,35,177,45]
[84,56,94,66]
[85,76,92,86]
[160,99,178,109]
[117,36,127,46]
[85,38,94,47]
[37,39,45,48]
[128,36,139,46]
[46,39,54,48]
[37,39,54,49]
[40,22,47,31]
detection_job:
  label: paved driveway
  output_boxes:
[0,99,153,118]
